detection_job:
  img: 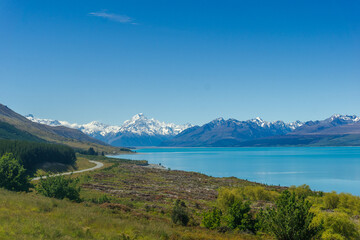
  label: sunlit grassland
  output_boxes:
[0,155,264,239]
[0,188,259,240]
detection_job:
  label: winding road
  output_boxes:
[31,160,104,181]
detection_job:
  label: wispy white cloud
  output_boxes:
[89,11,136,24]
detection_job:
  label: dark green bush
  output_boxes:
[0,153,31,191]
[259,190,322,240]
[35,175,81,202]
[171,200,190,226]
[225,200,257,232]
[202,207,222,229]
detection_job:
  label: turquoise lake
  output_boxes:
[114,147,360,195]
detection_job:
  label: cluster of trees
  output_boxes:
[198,185,360,240]
[0,151,81,201]
[0,140,78,194]
[76,147,105,156]
[0,140,76,171]
[202,189,318,237]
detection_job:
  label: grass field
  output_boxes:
[1,155,272,239]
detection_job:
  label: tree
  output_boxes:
[260,190,322,240]
[35,175,81,202]
[171,200,190,226]
[226,200,257,232]
[0,153,31,191]
[202,207,222,229]
[87,147,97,156]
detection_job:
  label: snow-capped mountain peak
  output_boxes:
[26,113,193,139]
[120,114,191,136]
[129,113,147,122]
[328,114,360,123]
[249,117,268,127]
[26,114,62,126]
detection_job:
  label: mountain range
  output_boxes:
[162,114,360,147]
[26,112,360,147]
[26,113,192,147]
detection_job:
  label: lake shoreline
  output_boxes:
[113,146,360,196]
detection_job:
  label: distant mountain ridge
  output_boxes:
[26,111,360,147]
[162,114,360,147]
[26,113,193,147]
[161,117,304,147]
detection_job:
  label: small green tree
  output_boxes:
[171,200,190,226]
[35,175,81,202]
[226,200,257,232]
[202,207,222,229]
[0,153,31,191]
[260,190,322,240]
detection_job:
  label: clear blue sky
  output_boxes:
[1,0,359,125]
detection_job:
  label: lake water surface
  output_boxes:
[114,147,360,195]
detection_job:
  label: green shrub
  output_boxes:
[260,190,322,240]
[225,200,257,232]
[217,186,279,209]
[171,200,190,226]
[289,184,315,198]
[202,207,222,229]
[0,153,31,191]
[35,175,81,202]
[238,186,279,202]
[313,212,359,240]
[324,191,340,210]
[337,193,360,215]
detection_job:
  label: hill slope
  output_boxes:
[0,121,44,142]
[0,104,129,153]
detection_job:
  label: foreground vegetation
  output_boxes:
[1,152,360,239]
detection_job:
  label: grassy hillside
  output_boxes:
[0,121,44,142]
[0,104,130,154]
[0,187,257,240]
[0,155,262,240]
